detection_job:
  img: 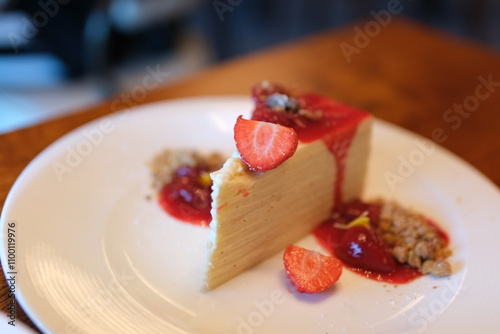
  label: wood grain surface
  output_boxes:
[0,18,499,332]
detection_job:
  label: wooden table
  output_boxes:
[1,18,499,332]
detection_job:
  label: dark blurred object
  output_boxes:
[108,0,200,32]
[4,0,96,77]
[197,0,500,60]
[1,0,202,79]
[0,0,498,80]
[104,0,201,71]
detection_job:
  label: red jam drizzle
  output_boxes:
[158,165,212,226]
[314,221,423,284]
[313,200,450,284]
[251,83,370,208]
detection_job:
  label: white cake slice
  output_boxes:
[204,83,372,289]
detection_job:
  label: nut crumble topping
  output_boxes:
[378,202,452,277]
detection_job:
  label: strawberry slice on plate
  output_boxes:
[283,245,343,294]
[234,116,298,172]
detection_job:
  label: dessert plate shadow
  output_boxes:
[1,97,499,333]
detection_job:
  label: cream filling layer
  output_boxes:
[204,117,372,290]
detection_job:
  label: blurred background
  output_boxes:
[0,0,499,134]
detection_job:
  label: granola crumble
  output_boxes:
[378,202,452,277]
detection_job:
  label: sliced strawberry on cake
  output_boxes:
[234,116,298,172]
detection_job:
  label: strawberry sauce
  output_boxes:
[313,200,450,284]
[299,93,368,208]
[158,165,212,227]
[314,221,423,284]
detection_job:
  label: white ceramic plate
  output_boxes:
[1,97,500,334]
